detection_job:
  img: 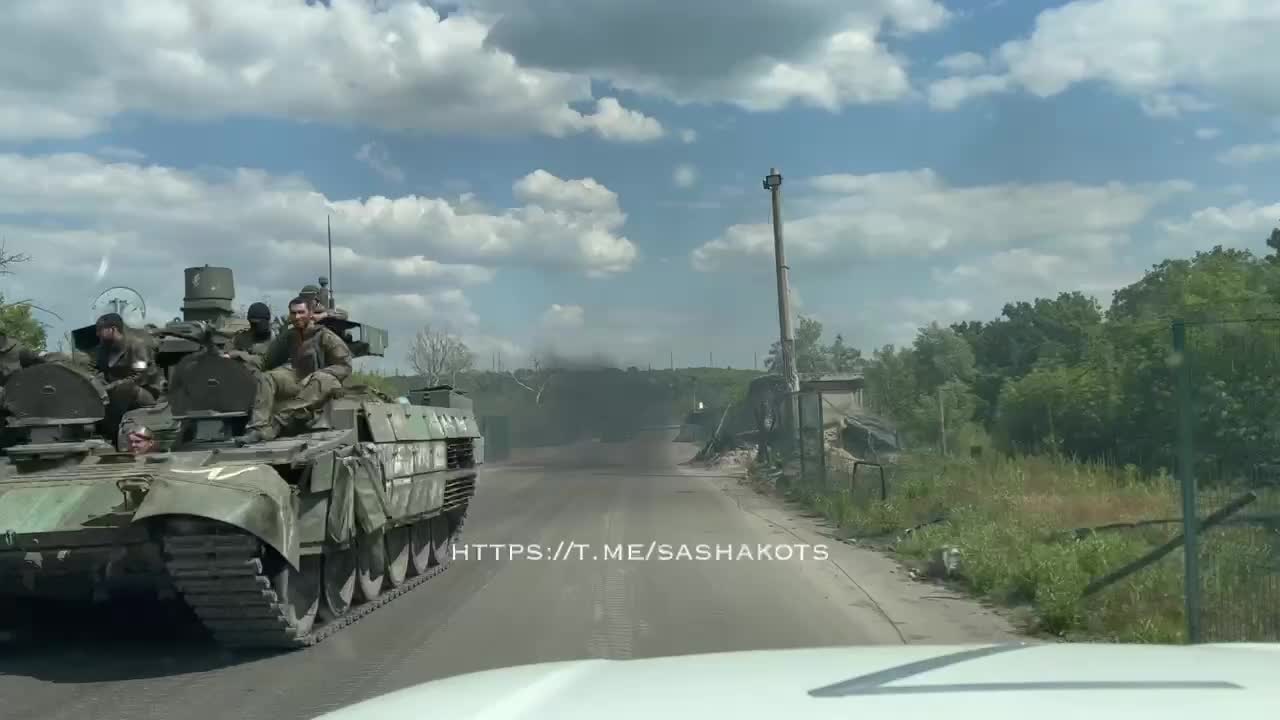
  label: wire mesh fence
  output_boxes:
[782,318,1280,643]
[1173,318,1280,642]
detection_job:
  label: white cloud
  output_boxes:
[346,289,481,335]
[0,152,641,369]
[673,164,698,188]
[691,169,1190,271]
[931,246,1132,307]
[1217,142,1280,166]
[884,297,974,345]
[355,142,405,183]
[1195,127,1221,140]
[539,303,586,331]
[0,0,662,143]
[0,153,636,279]
[927,74,1011,110]
[1161,200,1280,244]
[579,97,665,142]
[936,52,985,74]
[899,297,973,323]
[928,0,1280,118]
[679,129,698,144]
[468,0,951,112]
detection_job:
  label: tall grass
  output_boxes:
[757,451,1280,643]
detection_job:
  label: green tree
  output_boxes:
[764,315,831,375]
[0,244,46,351]
[0,296,47,351]
[863,344,917,421]
[910,323,975,393]
[825,333,863,372]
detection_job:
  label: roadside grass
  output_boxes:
[749,452,1280,643]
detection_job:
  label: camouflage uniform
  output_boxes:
[231,330,272,356]
[228,302,274,360]
[94,326,165,434]
[241,321,352,442]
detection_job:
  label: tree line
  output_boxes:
[785,241,1280,482]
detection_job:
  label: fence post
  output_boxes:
[796,391,807,485]
[817,391,826,486]
[1172,319,1201,644]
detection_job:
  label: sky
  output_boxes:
[0,0,1278,375]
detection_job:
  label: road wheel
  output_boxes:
[268,553,319,639]
[320,546,356,620]
[385,526,411,588]
[409,520,434,576]
[356,528,386,602]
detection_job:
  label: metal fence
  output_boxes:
[794,389,893,512]
[1169,318,1280,643]
[797,390,825,485]
[783,318,1280,644]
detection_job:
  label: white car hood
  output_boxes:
[315,642,1280,720]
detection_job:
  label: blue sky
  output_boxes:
[0,0,1277,374]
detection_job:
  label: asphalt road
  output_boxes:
[0,432,1021,720]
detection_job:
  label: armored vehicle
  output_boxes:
[70,265,251,383]
[0,268,482,650]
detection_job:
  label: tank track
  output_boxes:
[161,512,466,650]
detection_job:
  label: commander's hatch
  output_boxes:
[70,323,101,355]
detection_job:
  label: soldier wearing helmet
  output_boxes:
[299,283,327,319]
[301,278,346,322]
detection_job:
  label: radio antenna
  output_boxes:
[326,213,335,308]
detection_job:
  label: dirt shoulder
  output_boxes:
[681,456,1033,645]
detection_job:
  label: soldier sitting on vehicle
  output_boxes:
[227,301,274,361]
[234,295,352,445]
[299,284,327,319]
[301,279,347,323]
[93,312,165,439]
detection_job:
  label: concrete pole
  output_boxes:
[765,168,800,450]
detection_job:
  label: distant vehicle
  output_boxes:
[0,266,483,650]
[313,642,1279,719]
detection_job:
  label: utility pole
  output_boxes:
[764,167,800,448]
